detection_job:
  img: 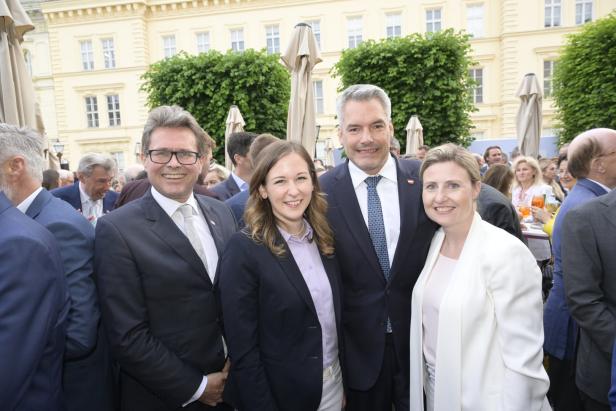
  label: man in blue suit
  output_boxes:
[543,128,616,411]
[52,152,118,225]
[0,124,114,410]
[210,132,256,200]
[320,85,437,410]
[0,189,68,409]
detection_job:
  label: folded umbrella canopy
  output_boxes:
[516,73,543,158]
[405,115,423,156]
[281,22,322,159]
[224,105,245,170]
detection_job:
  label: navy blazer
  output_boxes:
[95,190,237,410]
[224,190,249,228]
[610,341,616,410]
[0,192,68,410]
[52,182,118,215]
[210,176,241,201]
[218,230,344,411]
[319,158,437,391]
[543,178,608,359]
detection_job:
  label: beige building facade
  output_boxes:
[23,0,616,168]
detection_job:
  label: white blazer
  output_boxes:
[410,213,551,411]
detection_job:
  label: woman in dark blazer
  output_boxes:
[218,141,344,411]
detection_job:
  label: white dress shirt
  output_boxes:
[348,155,401,265]
[79,182,103,224]
[150,186,221,406]
[230,172,248,192]
[16,187,43,213]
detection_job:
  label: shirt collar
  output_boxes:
[348,154,397,189]
[16,187,43,214]
[278,219,313,243]
[150,186,200,218]
[79,181,98,204]
[587,178,612,193]
[231,172,248,191]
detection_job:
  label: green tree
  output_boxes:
[333,29,476,149]
[142,49,290,162]
[553,13,616,144]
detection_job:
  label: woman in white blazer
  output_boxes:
[409,144,551,411]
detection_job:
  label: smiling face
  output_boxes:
[143,127,204,202]
[338,98,394,175]
[258,152,314,233]
[422,161,481,232]
[543,162,557,181]
[558,159,576,190]
[515,161,535,185]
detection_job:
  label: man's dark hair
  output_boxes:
[227,132,258,166]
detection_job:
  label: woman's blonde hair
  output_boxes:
[244,141,334,256]
[512,156,543,187]
[420,143,481,184]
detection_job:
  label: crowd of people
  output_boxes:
[1,83,615,411]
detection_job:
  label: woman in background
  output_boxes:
[482,163,514,198]
[511,156,553,208]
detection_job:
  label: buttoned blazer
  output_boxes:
[52,182,118,215]
[319,157,437,390]
[562,189,616,403]
[410,214,551,411]
[218,230,343,411]
[94,191,237,410]
[543,178,608,359]
[0,193,68,411]
[210,177,240,201]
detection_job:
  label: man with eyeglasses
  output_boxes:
[95,105,238,410]
[544,128,616,411]
[52,153,118,225]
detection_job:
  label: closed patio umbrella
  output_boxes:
[323,137,335,167]
[281,22,322,159]
[405,115,423,155]
[224,105,245,170]
[516,73,542,158]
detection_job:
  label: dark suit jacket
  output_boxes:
[95,191,237,410]
[0,192,68,410]
[610,342,616,409]
[544,178,608,359]
[114,178,219,209]
[562,188,616,404]
[477,183,525,244]
[25,189,115,411]
[218,230,343,411]
[224,190,249,228]
[210,176,241,201]
[319,158,437,391]
[52,181,118,214]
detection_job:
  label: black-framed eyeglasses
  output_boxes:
[147,149,201,165]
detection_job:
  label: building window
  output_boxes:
[313,80,324,114]
[230,28,245,52]
[265,25,280,54]
[347,16,363,49]
[469,68,483,104]
[101,38,115,69]
[386,13,402,38]
[545,0,561,27]
[85,96,99,128]
[24,49,33,77]
[575,0,593,24]
[162,35,176,58]
[107,95,121,126]
[80,40,94,70]
[466,4,484,38]
[111,151,125,172]
[196,32,210,53]
[426,8,442,33]
[308,20,321,49]
[543,60,557,97]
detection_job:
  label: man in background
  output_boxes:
[210,132,256,200]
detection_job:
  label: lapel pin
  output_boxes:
[407,179,415,185]
[210,220,216,226]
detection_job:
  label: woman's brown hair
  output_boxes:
[244,140,334,256]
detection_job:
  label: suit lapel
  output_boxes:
[333,163,385,282]
[601,190,616,230]
[195,196,226,285]
[276,239,318,318]
[142,193,211,285]
[69,183,82,211]
[321,253,342,328]
[25,189,50,219]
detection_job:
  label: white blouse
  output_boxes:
[511,183,553,207]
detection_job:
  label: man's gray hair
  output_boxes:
[77,153,117,177]
[390,137,401,151]
[142,105,212,156]
[336,84,392,126]
[0,123,45,182]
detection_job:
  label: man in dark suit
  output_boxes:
[0,124,113,410]
[320,84,437,410]
[544,128,616,410]
[52,152,118,224]
[95,105,237,410]
[0,189,68,410]
[210,132,256,200]
[562,136,616,411]
[477,182,525,243]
